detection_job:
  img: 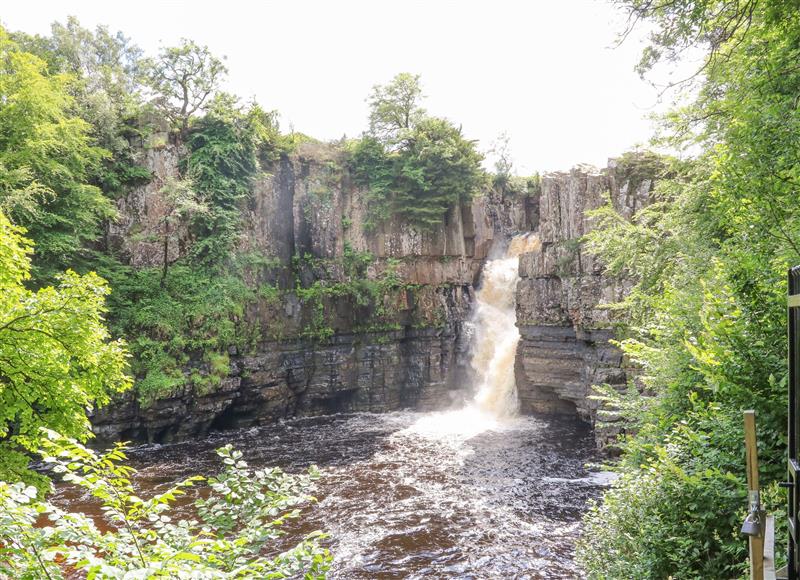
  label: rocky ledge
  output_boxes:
[92,138,660,448]
[92,141,498,444]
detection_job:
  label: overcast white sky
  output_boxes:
[1,0,695,173]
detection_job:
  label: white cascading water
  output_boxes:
[469,233,541,417]
[406,233,541,437]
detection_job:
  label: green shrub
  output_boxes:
[185,97,289,265]
[577,401,772,579]
[100,261,257,406]
[0,430,331,578]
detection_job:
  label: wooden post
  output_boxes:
[745,410,765,580]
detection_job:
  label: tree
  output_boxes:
[47,16,143,96]
[394,117,485,226]
[367,72,426,146]
[576,1,800,576]
[145,39,227,135]
[0,26,115,278]
[46,18,151,196]
[10,19,154,200]
[354,74,484,230]
[489,131,515,188]
[0,210,130,485]
[614,0,776,79]
[156,176,207,284]
[12,16,143,98]
[351,116,485,229]
[185,95,273,264]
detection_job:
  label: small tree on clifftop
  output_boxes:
[145,39,227,135]
[368,72,426,147]
[353,74,485,230]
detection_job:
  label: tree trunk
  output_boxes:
[161,221,170,287]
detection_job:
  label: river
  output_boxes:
[54,234,609,578]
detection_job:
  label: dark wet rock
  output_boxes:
[92,326,474,446]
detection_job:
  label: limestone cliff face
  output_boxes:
[93,141,501,444]
[514,156,658,444]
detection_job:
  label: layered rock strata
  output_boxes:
[93,135,658,446]
[514,157,658,444]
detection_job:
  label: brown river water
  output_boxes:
[53,410,607,579]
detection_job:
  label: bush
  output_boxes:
[99,260,258,406]
[186,96,288,265]
[0,430,331,578]
[577,402,755,579]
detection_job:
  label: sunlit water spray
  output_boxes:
[406,233,541,438]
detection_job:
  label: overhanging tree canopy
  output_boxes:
[0,211,130,484]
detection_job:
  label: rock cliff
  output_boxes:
[92,135,659,447]
[92,140,501,444]
[514,155,660,444]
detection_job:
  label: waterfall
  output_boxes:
[469,233,541,417]
[405,233,540,437]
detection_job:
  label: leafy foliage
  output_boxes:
[367,72,426,147]
[577,2,800,576]
[186,96,285,264]
[98,260,257,407]
[11,17,152,201]
[488,131,515,188]
[617,0,793,79]
[291,249,407,340]
[351,73,485,230]
[144,39,227,134]
[0,212,130,485]
[350,117,485,230]
[0,430,331,578]
[154,176,208,282]
[0,26,115,278]
[393,117,485,226]
[348,136,395,227]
